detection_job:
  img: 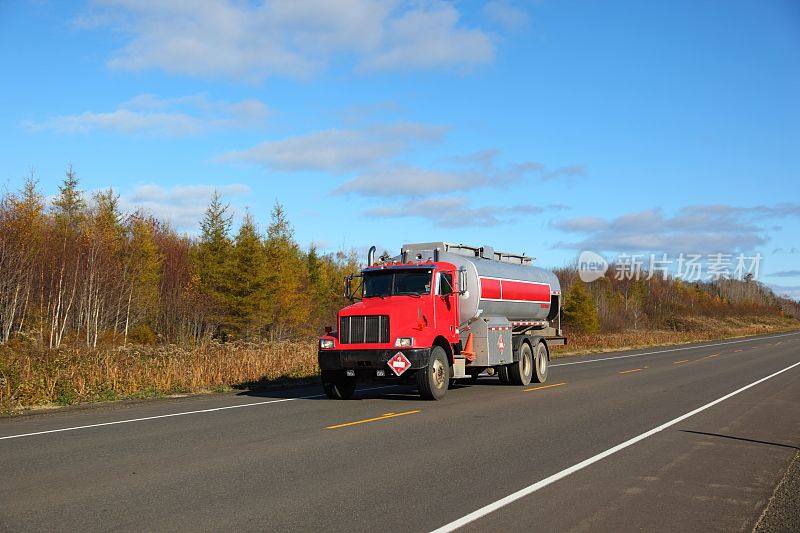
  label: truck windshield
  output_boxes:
[363,269,432,297]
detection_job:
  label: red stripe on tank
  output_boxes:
[479,277,551,303]
[480,278,502,299]
[501,280,551,303]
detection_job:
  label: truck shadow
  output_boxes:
[234,385,422,401]
[680,430,799,450]
[231,376,505,401]
[228,378,508,401]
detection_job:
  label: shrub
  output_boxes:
[128,324,157,345]
[563,280,601,334]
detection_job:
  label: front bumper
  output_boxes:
[318,348,431,374]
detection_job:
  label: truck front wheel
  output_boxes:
[322,376,357,399]
[417,346,449,400]
[508,341,534,386]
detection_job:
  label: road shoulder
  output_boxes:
[755,451,800,533]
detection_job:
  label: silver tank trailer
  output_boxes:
[394,242,561,324]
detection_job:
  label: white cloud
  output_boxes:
[336,165,467,196]
[766,270,800,278]
[25,94,268,137]
[365,196,563,227]
[358,3,494,71]
[767,283,800,301]
[335,150,558,197]
[81,0,496,80]
[552,204,800,254]
[542,164,586,182]
[222,123,581,200]
[119,183,251,230]
[483,0,530,31]
[220,122,446,172]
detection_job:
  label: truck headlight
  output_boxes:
[394,337,413,347]
[319,338,335,349]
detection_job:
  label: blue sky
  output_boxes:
[1,1,799,296]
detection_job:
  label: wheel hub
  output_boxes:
[431,359,445,388]
[522,349,531,376]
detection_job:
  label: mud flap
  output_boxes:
[453,357,466,378]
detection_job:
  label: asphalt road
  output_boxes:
[1,332,798,532]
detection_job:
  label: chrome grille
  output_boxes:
[340,315,390,344]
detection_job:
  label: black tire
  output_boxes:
[532,341,549,384]
[509,341,534,386]
[417,346,449,400]
[497,365,511,384]
[322,377,357,399]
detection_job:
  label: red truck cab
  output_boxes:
[318,261,461,400]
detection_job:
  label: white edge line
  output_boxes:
[550,331,800,367]
[431,359,800,533]
[0,384,398,441]
[2,332,795,441]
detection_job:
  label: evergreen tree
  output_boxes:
[52,165,86,230]
[307,244,321,288]
[197,191,233,332]
[92,189,122,234]
[11,175,45,246]
[563,280,600,333]
[306,243,332,331]
[230,213,267,335]
[128,215,163,332]
[16,176,45,222]
[263,201,310,338]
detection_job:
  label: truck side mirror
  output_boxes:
[458,267,468,295]
[344,274,362,302]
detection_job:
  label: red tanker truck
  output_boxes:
[317,242,567,400]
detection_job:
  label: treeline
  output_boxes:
[0,168,359,348]
[557,267,800,334]
[2,167,798,351]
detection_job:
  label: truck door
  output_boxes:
[434,271,458,342]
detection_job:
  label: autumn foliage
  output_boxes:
[1,168,798,412]
[0,170,358,350]
[556,266,800,335]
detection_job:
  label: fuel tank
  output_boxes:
[396,242,561,324]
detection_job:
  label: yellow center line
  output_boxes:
[325,409,420,430]
[734,349,743,352]
[701,353,720,360]
[619,368,644,374]
[673,359,690,364]
[523,382,566,392]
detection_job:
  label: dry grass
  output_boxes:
[553,315,799,356]
[1,314,797,414]
[0,340,317,413]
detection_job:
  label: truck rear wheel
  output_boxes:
[509,341,534,386]
[417,346,449,400]
[532,341,549,383]
[322,377,357,399]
